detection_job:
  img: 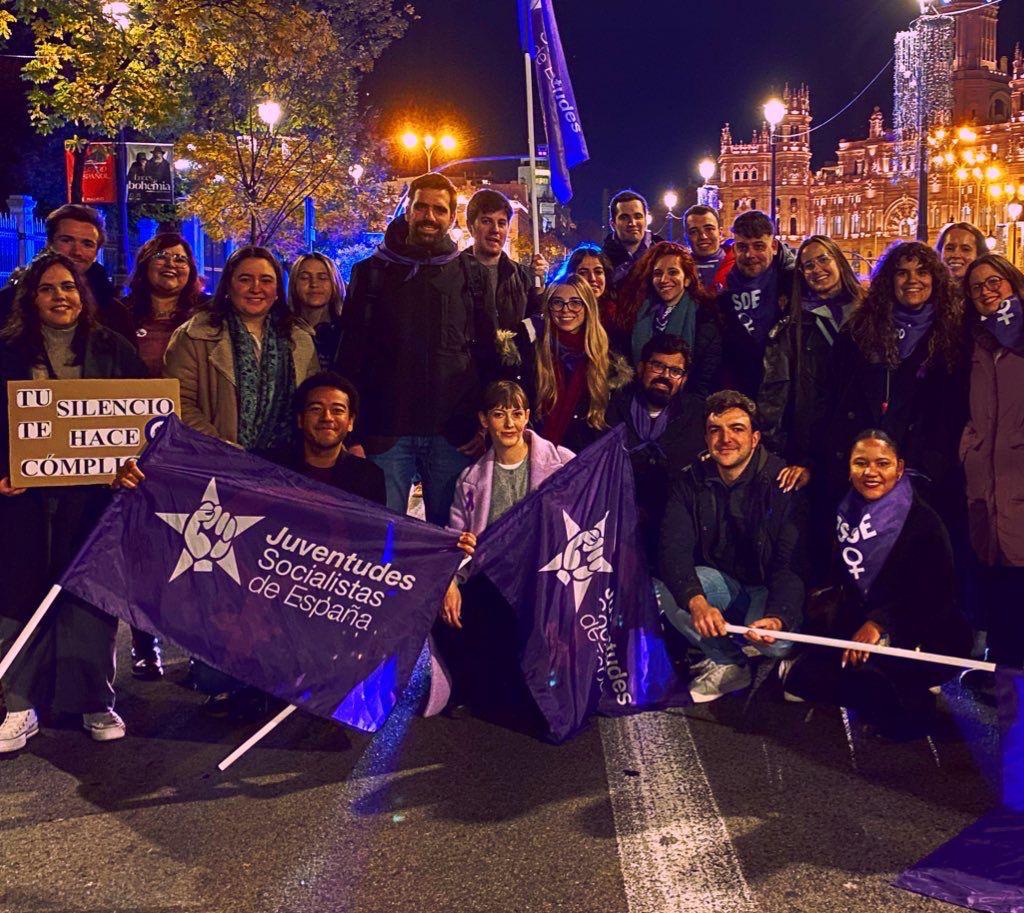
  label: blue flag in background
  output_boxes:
[473,426,689,743]
[59,416,463,733]
[519,0,589,204]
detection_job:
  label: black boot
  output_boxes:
[130,628,163,680]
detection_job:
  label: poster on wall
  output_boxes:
[64,141,117,204]
[125,143,175,204]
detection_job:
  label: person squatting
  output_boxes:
[0,178,1020,751]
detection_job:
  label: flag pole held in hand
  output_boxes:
[0,584,63,681]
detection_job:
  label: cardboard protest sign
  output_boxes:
[6,379,180,488]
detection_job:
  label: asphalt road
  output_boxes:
[0,629,1001,913]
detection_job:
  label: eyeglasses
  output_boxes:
[153,252,189,266]
[968,275,1008,298]
[548,297,585,314]
[646,359,687,380]
[799,254,834,272]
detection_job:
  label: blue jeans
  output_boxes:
[654,567,793,667]
[370,435,473,526]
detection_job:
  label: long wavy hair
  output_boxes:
[534,274,612,430]
[963,253,1024,327]
[0,251,96,364]
[287,252,345,320]
[125,233,206,327]
[205,245,295,337]
[847,241,962,371]
[615,241,713,334]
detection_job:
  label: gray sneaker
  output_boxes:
[82,710,126,742]
[689,661,751,703]
[0,708,39,753]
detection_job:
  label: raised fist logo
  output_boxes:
[156,478,264,584]
[540,510,614,611]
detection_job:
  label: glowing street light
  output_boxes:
[398,130,457,171]
[440,135,457,152]
[101,1,131,29]
[698,159,716,183]
[662,190,679,240]
[1011,202,1024,221]
[348,163,365,184]
[257,100,282,128]
[763,98,786,231]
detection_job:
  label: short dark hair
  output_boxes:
[408,172,457,218]
[640,332,691,368]
[705,389,759,429]
[467,189,513,228]
[851,428,901,460]
[683,204,720,228]
[45,204,107,248]
[609,189,648,222]
[292,371,360,420]
[731,210,774,240]
[481,380,529,413]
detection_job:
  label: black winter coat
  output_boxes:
[602,231,665,289]
[658,446,806,630]
[336,216,481,448]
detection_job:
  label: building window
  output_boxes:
[742,170,749,181]
[789,197,798,211]
[733,169,741,182]
[751,169,758,181]
[751,199,757,210]
[789,217,797,236]
[815,215,826,235]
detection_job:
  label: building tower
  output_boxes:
[945,0,1011,123]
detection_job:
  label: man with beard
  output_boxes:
[337,172,482,525]
[606,333,705,563]
[716,210,796,398]
[657,391,805,703]
[601,190,664,289]
[683,204,735,296]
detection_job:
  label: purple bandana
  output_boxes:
[893,302,935,362]
[980,296,1024,350]
[725,264,779,347]
[835,474,913,598]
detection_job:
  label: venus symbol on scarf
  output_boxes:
[836,513,879,580]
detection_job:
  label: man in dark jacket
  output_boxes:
[716,210,796,398]
[683,204,735,296]
[658,390,805,703]
[336,172,480,525]
[606,333,705,563]
[601,190,664,289]
[0,204,132,340]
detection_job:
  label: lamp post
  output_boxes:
[662,190,679,241]
[1008,201,1023,267]
[763,98,786,233]
[401,130,456,172]
[246,99,282,244]
[697,158,719,211]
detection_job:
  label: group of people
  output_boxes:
[0,172,1020,753]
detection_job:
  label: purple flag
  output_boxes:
[59,416,463,733]
[472,426,689,743]
[520,0,589,204]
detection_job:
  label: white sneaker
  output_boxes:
[0,708,39,753]
[82,710,126,742]
[777,658,805,703]
[689,661,751,703]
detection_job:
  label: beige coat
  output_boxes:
[164,310,319,445]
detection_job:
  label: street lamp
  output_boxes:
[662,190,678,241]
[764,98,786,232]
[698,159,715,183]
[257,100,282,128]
[1009,201,1023,267]
[399,130,457,172]
[348,163,364,184]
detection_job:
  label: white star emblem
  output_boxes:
[156,478,264,585]
[539,510,614,611]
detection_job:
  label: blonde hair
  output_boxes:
[288,253,345,318]
[534,275,611,430]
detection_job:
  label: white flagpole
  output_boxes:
[524,48,542,286]
[725,624,996,673]
[217,703,299,771]
[0,584,62,680]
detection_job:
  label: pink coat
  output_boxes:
[449,429,575,536]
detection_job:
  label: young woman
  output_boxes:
[164,245,320,450]
[617,241,721,396]
[959,255,1024,683]
[781,431,972,739]
[288,252,346,368]
[823,241,965,521]
[0,252,146,753]
[498,275,631,452]
[935,221,987,284]
[560,243,624,355]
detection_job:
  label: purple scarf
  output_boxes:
[725,264,779,347]
[628,392,670,447]
[802,288,852,328]
[372,234,461,281]
[835,474,913,598]
[980,296,1024,351]
[893,302,935,362]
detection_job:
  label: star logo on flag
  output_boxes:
[539,510,613,611]
[156,478,264,585]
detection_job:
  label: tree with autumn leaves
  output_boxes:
[3,0,411,246]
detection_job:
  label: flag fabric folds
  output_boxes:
[59,416,463,733]
[472,426,690,743]
[519,0,589,204]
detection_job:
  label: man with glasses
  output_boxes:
[683,204,734,296]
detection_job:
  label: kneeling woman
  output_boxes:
[434,380,574,717]
[782,431,972,738]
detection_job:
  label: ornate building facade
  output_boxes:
[717,0,1024,274]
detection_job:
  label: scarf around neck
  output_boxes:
[835,473,913,598]
[627,390,670,456]
[802,287,852,328]
[372,220,461,281]
[893,301,936,362]
[541,328,589,446]
[228,313,295,451]
[725,263,779,347]
[651,291,697,343]
[980,296,1024,351]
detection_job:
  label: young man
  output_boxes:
[683,204,734,296]
[716,210,796,398]
[605,333,705,562]
[601,190,664,288]
[657,391,805,703]
[337,172,483,526]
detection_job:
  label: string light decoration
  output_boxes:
[894,14,955,142]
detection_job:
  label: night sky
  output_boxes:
[365,0,1024,231]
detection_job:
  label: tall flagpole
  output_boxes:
[524,49,541,276]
